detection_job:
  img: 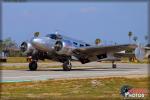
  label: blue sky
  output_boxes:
[2,2,148,45]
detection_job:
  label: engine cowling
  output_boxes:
[135,44,145,61]
[20,42,34,55]
[54,40,72,55]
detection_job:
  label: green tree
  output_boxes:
[1,37,19,57]
[95,38,101,45]
[2,37,17,49]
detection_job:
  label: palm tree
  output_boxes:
[128,31,133,43]
[95,38,101,46]
[133,36,138,43]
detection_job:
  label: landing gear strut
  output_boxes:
[112,61,117,68]
[62,59,72,71]
[29,52,38,71]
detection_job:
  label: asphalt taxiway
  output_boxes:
[1,62,148,82]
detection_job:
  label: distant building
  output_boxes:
[0,51,7,62]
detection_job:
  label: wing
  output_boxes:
[72,44,137,63]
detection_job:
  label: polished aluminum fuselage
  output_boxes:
[30,34,90,55]
[31,37,56,52]
[22,34,145,63]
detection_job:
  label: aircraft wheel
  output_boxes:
[112,64,117,68]
[63,60,72,71]
[29,61,37,71]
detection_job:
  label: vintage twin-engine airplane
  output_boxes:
[20,32,145,71]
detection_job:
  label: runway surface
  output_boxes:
[1,62,148,82]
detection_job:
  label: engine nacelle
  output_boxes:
[54,40,72,55]
[20,42,34,56]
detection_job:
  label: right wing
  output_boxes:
[72,44,137,63]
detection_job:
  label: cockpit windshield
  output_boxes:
[46,34,62,40]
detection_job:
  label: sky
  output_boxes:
[2,2,148,45]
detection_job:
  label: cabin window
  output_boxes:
[46,34,57,39]
[46,34,62,40]
[85,44,90,46]
[80,44,84,47]
[73,42,78,45]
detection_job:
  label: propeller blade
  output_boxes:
[20,42,28,52]
[54,41,63,51]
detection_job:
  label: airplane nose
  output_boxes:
[32,38,43,45]
[31,38,48,51]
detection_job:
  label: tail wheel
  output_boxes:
[112,64,116,68]
[63,60,72,71]
[29,61,37,71]
[112,61,117,68]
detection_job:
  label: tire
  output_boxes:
[29,61,37,71]
[63,61,72,71]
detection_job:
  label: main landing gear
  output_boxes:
[29,60,38,71]
[62,59,72,71]
[28,53,38,71]
[112,61,117,68]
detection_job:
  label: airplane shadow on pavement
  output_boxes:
[22,67,140,72]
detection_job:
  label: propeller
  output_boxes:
[54,41,63,51]
[135,43,145,61]
[20,42,28,52]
